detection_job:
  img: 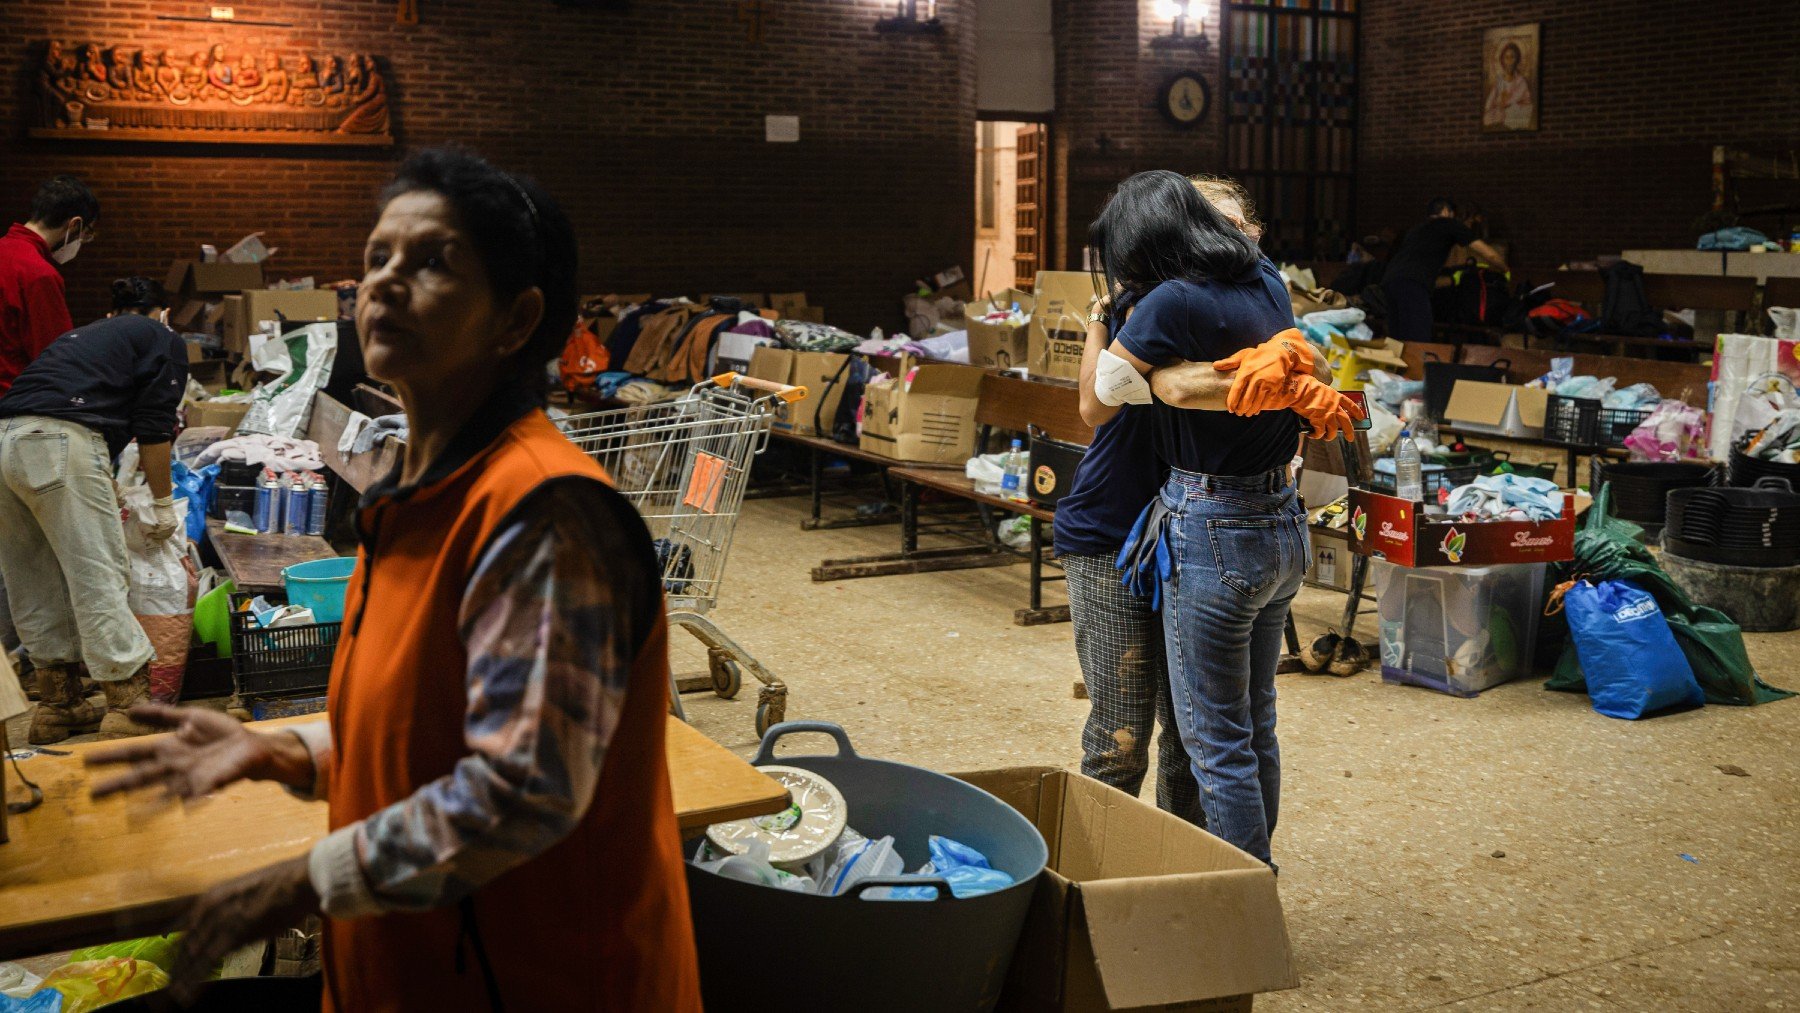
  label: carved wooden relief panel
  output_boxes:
[32,40,393,146]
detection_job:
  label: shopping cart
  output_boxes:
[557,372,806,735]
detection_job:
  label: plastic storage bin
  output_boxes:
[228,593,340,698]
[1544,394,1651,448]
[687,722,1047,1013]
[1376,563,1546,697]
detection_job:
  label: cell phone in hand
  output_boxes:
[1342,390,1373,430]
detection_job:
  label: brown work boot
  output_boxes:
[27,662,103,745]
[98,667,158,739]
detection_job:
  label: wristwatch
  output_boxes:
[1087,309,1108,326]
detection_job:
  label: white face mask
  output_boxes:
[51,221,83,265]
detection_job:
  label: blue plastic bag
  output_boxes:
[0,990,61,1012]
[888,835,1015,900]
[170,462,220,542]
[1565,580,1704,719]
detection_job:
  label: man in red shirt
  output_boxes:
[0,175,100,394]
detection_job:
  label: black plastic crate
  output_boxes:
[1545,394,1651,448]
[228,593,340,698]
[1369,461,1482,500]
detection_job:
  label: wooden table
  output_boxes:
[205,519,337,597]
[0,716,788,960]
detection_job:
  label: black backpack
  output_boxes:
[1600,261,1663,337]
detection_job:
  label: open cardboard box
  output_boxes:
[164,259,264,302]
[1443,380,1548,439]
[1346,488,1576,568]
[968,288,1035,370]
[746,346,849,438]
[955,768,1297,1012]
[1029,271,1096,381]
[859,360,984,464]
[222,290,341,356]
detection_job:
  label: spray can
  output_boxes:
[306,473,329,536]
[285,474,310,535]
[255,469,281,533]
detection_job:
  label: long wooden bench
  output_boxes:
[811,370,1092,625]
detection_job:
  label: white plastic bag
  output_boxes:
[1366,401,1402,456]
[1769,306,1800,341]
[120,486,191,616]
[693,840,817,894]
[816,831,903,896]
[964,453,1005,496]
[239,322,336,439]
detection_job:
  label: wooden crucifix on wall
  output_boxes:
[738,1,767,44]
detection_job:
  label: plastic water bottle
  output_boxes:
[1394,430,1423,502]
[1000,438,1029,502]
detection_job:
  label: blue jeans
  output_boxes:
[1160,467,1307,865]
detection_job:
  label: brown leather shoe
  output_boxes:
[98,667,158,739]
[27,662,103,745]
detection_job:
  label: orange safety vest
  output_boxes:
[322,408,701,1012]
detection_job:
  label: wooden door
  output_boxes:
[1014,124,1047,290]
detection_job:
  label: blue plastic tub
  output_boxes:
[282,556,356,624]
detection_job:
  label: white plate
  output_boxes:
[705,765,848,866]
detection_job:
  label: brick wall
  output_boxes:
[1052,0,1225,270]
[0,0,976,331]
[1359,0,1800,277]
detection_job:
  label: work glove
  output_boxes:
[1287,376,1367,442]
[1214,328,1316,416]
[145,495,182,543]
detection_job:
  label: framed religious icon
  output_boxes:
[1481,23,1539,132]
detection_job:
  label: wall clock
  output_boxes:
[1159,70,1211,128]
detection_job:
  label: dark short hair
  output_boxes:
[378,148,577,401]
[110,276,168,313]
[1427,196,1458,217]
[1089,169,1262,298]
[29,175,99,228]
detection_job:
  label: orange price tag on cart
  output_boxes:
[683,452,729,513]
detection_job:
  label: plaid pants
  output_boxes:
[1064,552,1203,828]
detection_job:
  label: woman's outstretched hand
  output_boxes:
[1287,376,1367,441]
[85,704,315,800]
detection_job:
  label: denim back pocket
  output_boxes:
[13,431,70,494]
[1207,516,1282,598]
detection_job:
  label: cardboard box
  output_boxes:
[955,768,1298,1013]
[1443,380,1548,439]
[185,400,251,431]
[859,361,985,464]
[1030,271,1098,381]
[187,359,232,394]
[769,292,810,318]
[1306,526,1354,592]
[748,347,851,437]
[223,289,340,356]
[968,288,1035,369]
[164,259,263,301]
[1346,488,1576,568]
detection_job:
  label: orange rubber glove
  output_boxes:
[1214,328,1316,416]
[1287,375,1367,441]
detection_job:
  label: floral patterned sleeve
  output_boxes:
[306,478,658,917]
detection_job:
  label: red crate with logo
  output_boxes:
[1345,489,1576,568]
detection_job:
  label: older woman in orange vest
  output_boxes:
[88,148,701,1012]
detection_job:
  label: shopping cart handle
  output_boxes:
[712,372,808,404]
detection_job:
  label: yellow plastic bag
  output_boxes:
[68,935,181,975]
[37,958,169,1013]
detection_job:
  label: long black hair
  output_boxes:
[1089,169,1262,298]
[378,148,578,402]
[109,276,167,314]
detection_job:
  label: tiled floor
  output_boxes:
[8,491,1796,1010]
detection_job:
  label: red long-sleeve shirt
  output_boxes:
[0,223,75,394]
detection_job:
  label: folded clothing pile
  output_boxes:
[1445,473,1563,521]
[194,434,322,473]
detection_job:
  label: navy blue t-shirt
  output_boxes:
[1052,291,1166,558]
[1115,259,1302,477]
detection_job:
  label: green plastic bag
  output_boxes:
[1546,485,1792,706]
[68,934,180,975]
